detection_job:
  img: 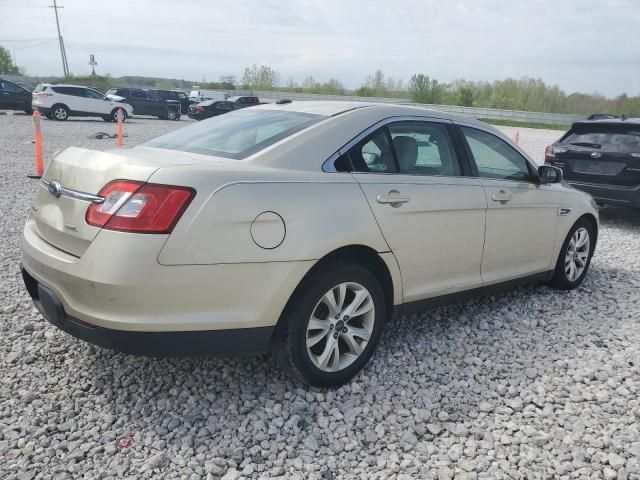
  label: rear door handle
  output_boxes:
[376,190,410,207]
[491,189,513,204]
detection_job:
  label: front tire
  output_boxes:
[275,263,386,387]
[111,109,127,122]
[550,218,595,290]
[51,104,69,121]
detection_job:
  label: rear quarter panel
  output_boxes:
[152,167,391,265]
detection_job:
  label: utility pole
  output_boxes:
[50,0,69,77]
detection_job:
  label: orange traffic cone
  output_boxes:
[27,111,44,179]
[117,108,124,147]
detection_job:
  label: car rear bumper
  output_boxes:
[567,181,640,207]
[21,266,273,357]
[21,216,315,346]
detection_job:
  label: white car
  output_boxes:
[32,84,134,122]
[188,88,228,103]
[21,102,598,387]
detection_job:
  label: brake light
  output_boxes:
[36,92,53,97]
[545,146,567,161]
[85,180,195,233]
[195,105,205,112]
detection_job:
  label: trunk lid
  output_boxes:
[32,146,205,257]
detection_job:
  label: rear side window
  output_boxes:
[347,128,397,173]
[131,90,146,99]
[388,122,460,176]
[145,109,324,159]
[560,125,640,153]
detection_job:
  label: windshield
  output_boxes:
[145,108,324,159]
[563,126,640,153]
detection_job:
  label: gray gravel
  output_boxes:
[1,112,640,479]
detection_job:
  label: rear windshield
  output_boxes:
[145,109,324,159]
[34,84,47,93]
[561,125,640,153]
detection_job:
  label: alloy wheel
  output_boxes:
[565,227,590,282]
[54,107,67,120]
[306,282,375,372]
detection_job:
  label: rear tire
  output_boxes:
[51,104,69,121]
[549,218,595,290]
[275,262,386,387]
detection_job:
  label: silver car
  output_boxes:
[21,102,598,387]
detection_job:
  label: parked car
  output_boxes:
[21,102,598,387]
[32,84,133,121]
[188,88,228,104]
[149,89,190,114]
[16,81,35,92]
[187,100,239,120]
[0,78,33,114]
[106,88,181,120]
[228,95,261,108]
[545,118,640,208]
[586,113,618,121]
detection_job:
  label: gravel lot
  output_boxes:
[1,112,639,479]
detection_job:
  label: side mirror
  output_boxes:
[538,165,563,184]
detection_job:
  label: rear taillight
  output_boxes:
[85,180,195,234]
[36,92,53,97]
[545,146,567,161]
[195,105,205,112]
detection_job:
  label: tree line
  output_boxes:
[2,45,638,117]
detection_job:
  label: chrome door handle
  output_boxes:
[376,190,410,207]
[491,190,512,204]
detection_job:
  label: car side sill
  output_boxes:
[393,271,553,318]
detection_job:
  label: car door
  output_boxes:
[128,90,148,115]
[83,87,109,114]
[54,87,82,113]
[0,80,24,109]
[349,120,487,303]
[458,125,559,284]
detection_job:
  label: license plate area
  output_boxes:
[572,160,626,176]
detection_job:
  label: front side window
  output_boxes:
[0,81,19,92]
[347,128,397,173]
[462,126,532,181]
[84,88,104,99]
[388,122,460,176]
[145,109,323,159]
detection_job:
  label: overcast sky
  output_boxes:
[1,0,639,96]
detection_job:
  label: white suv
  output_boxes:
[32,84,134,122]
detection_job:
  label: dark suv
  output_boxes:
[545,119,640,208]
[106,88,181,120]
[0,78,32,114]
[149,89,189,114]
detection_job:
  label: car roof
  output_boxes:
[252,100,491,126]
[573,118,640,127]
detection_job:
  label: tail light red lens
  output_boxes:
[545,146,567,161]
[195,105,205,112]
[85,180,196,234]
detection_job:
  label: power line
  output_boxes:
[49,0,69,77]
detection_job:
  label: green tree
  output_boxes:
[241,65,280,90]
[408,74,443,104]
[0,46,20,75]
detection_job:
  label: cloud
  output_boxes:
[2,0,639,96]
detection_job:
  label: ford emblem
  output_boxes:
[48,180,62,198]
